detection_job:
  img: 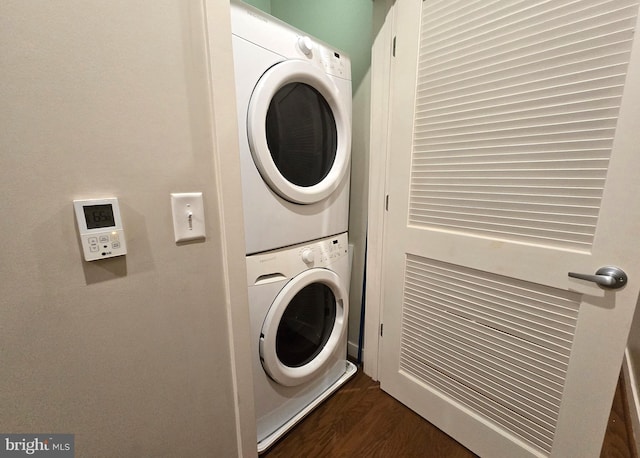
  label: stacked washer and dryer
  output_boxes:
[229,1,357,453]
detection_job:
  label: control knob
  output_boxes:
[301,248,315,264]
[298,36,314,56]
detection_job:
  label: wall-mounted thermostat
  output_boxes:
[73,198,127,261]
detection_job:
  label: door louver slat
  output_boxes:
[400,256,581,454]
[408,0,638,251]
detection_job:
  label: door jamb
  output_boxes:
[363,0,396,381]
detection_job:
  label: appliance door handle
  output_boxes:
[568,266,627,289]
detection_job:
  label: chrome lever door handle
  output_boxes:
[568,266,627,289]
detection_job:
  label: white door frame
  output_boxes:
[363,0,396,381]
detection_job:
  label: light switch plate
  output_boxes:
[171,192,206,243]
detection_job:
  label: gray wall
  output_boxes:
[0,1,245,456]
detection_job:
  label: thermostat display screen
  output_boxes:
[83,204,115,229]
[74,197,126,261]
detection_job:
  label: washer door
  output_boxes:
[260,268,347,387]
[247,60,351,204]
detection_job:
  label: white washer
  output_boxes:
[246,232,356,453]
[231,1,352,255]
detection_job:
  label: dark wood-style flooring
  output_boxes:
[262,365,636,457]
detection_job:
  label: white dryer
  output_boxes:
[246,232,356,453]
[230,1,352,255]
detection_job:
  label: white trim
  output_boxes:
[623,349,640,455]
[347,339,359,359]
[363,0,396,381]
[203,1,257,456]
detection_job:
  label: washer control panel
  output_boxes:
[246,232,348,287]
[73,198,127,261]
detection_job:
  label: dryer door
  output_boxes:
[260,267,348,387]
[247,60,351,204]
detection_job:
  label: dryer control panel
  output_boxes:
[318,46,349,79]
[298,234,348,265]
[230,1,351,80]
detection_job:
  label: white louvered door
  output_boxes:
[379,1,640,457]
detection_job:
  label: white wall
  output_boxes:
[0,1,253,456]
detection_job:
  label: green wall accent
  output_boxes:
[240,0,373,92]
[241,0,271,13]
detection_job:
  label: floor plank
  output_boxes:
[262,366,635,457]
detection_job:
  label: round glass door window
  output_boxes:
[248,60,351,204]
[275,282,337,367]
[266,83,337,188]
[260,268,347,387]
